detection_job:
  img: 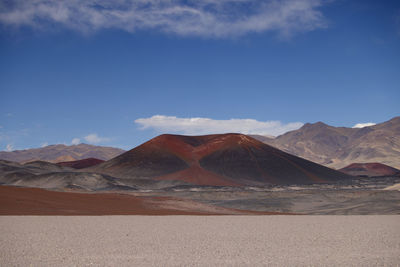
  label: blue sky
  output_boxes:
[0,0,399,151]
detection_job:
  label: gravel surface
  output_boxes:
[1,216,399,266]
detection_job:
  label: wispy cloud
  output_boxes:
[84,133,110,144]
[41,142,48,147]
[0,0,329,38]
[71,138,80,145]
[352,122,376,128]
[135,115,303,136]
[0,128,29,150]
[6,144,14,151]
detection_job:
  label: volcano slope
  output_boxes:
[90,133,352,186]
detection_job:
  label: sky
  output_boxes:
[0,0,399,151]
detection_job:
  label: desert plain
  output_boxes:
[1,178,400,266]
[1,215,399,266]
[1,132,400,266]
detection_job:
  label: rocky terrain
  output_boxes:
[148,179,400,215]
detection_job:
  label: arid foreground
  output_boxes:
[1,216,399,266]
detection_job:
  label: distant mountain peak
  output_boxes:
[254,117,400,169]
[302,121,328,129]
[0,144,125,163]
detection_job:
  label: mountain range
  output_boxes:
[251,116,400,169]
[0,144,125,163]
[0,133,352,191]
[1,117,398,171]
[0,116,398,187]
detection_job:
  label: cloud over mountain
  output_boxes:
[0,0,329,38]
[71,138,80,145]
[84,134,110,144]
[6,144,13,152]
[352,122,376,128]
[135,115,303,136]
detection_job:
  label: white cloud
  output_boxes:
[0,0,329,38]
[84,133,110,144]
[352,122,376,128]
[135,115,303,136]
[41,142,48,147]
[71,138,80,145]
[6,144,13,151]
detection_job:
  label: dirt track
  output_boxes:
[1,216,399,266]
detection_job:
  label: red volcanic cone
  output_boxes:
[91,133,353,186]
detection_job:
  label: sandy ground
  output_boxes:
[1,216,399,266]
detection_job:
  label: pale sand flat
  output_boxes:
[1,216,399,266]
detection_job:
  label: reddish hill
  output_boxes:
[91,133,352,186]
[339,163,400,177]
[57,158,105,169]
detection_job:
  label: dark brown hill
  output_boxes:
[253,116,400,169]
[0,144,125,163]
[339,163,400,177]
[57,158,105,169]
[91,133,352,186]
